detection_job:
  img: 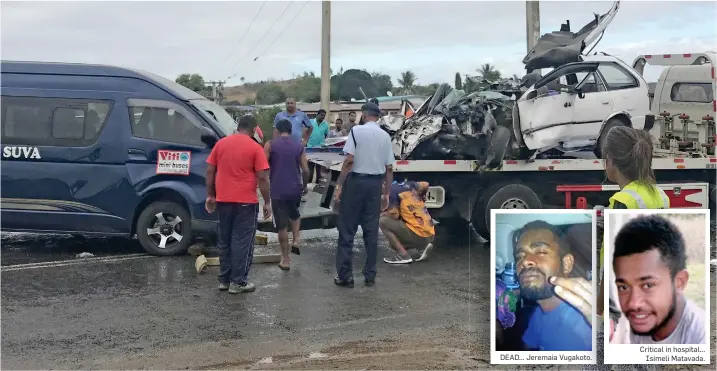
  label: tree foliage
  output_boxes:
[177,61,517,107]
[331,69,378,100]
[397,70,417,94]
[254,106,282,141]
[371,72,394,97]
[256,84,287,105]
[477,63,502,82]
[175,73,211,97]
[286,74,321,103]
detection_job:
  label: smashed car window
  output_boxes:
[534,63,602,96]
[597,64,638,90]
[575,72,604,93]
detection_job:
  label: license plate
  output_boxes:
[425,186,445,208]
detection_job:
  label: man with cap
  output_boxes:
[333,102,395,287]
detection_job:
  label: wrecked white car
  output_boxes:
[515,0,653,158]
[514,54,652,158]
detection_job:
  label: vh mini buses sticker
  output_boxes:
[156,150,191,175]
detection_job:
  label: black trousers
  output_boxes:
[307,161,321,182]
[216,202,258,285]
[336,173,383,281]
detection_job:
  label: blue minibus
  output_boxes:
[0,61,241,255]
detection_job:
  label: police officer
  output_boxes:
[333,102,395,287]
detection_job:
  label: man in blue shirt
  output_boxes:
[306,109,330,183]
[307,109,329,147]
[513,220,593,351]
[273,97,312,144]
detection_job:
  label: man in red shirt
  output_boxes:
[205,115,271,294]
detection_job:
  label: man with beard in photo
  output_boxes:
[613,215,706,345]
[514,221,593,351]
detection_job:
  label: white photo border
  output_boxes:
[602,208,711,365]
[490,209,597,365]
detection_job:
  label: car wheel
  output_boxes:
[136,201,193,256]
[472,183,542,239]
[595,117,627,158]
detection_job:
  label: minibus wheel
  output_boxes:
[136,201,192,256]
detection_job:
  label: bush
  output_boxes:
[254,106,282,140]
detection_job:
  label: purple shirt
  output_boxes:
[268,137,304,200]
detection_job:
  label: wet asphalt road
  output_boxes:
[1,230,488,370]
[2,226,715,370]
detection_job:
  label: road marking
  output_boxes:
[1,254,153,272]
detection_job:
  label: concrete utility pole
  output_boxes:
[525,1,540,53]
[205,80,225,104]
[320,0,331,118]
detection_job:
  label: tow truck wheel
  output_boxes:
[472,183,542,239]
[136,201,193,256]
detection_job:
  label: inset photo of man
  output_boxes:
[603,210,711,366]
[490,210,596,365]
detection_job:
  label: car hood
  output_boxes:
[522,1,620,72]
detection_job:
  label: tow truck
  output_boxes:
[303,51,716,239]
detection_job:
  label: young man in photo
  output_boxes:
[612,214,707,345]
[513,221,593,351]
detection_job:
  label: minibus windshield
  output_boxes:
[190,99,237,136]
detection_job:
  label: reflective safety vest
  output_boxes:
[608,182,670,210]
[600,182,670,267]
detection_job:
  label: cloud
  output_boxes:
[1,1,715,86]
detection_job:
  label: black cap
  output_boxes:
[361,102,381,117]
[369,98,379,105]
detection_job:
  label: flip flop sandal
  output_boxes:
[291,245,301,255]
[278,263,290,270]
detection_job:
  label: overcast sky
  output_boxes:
[2,0,716,87]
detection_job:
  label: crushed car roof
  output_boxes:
[522,1,620,72]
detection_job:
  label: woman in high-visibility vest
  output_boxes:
[590,126,667,370]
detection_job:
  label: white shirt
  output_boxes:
[629,299,707,344]
[342,121,395,175]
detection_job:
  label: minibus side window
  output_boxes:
[129,105,203,147]
[1,96,112,147]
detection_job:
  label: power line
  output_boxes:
[253,0,309,63]
[215,0,268,75]
[226,1,295,80]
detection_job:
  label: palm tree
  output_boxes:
[397,70,417,94]
[476,63,502,83]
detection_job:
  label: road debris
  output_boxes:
[75,252,95,258]
[195,252,282,274]
[257,357,273,364]
[195,255,208,273]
